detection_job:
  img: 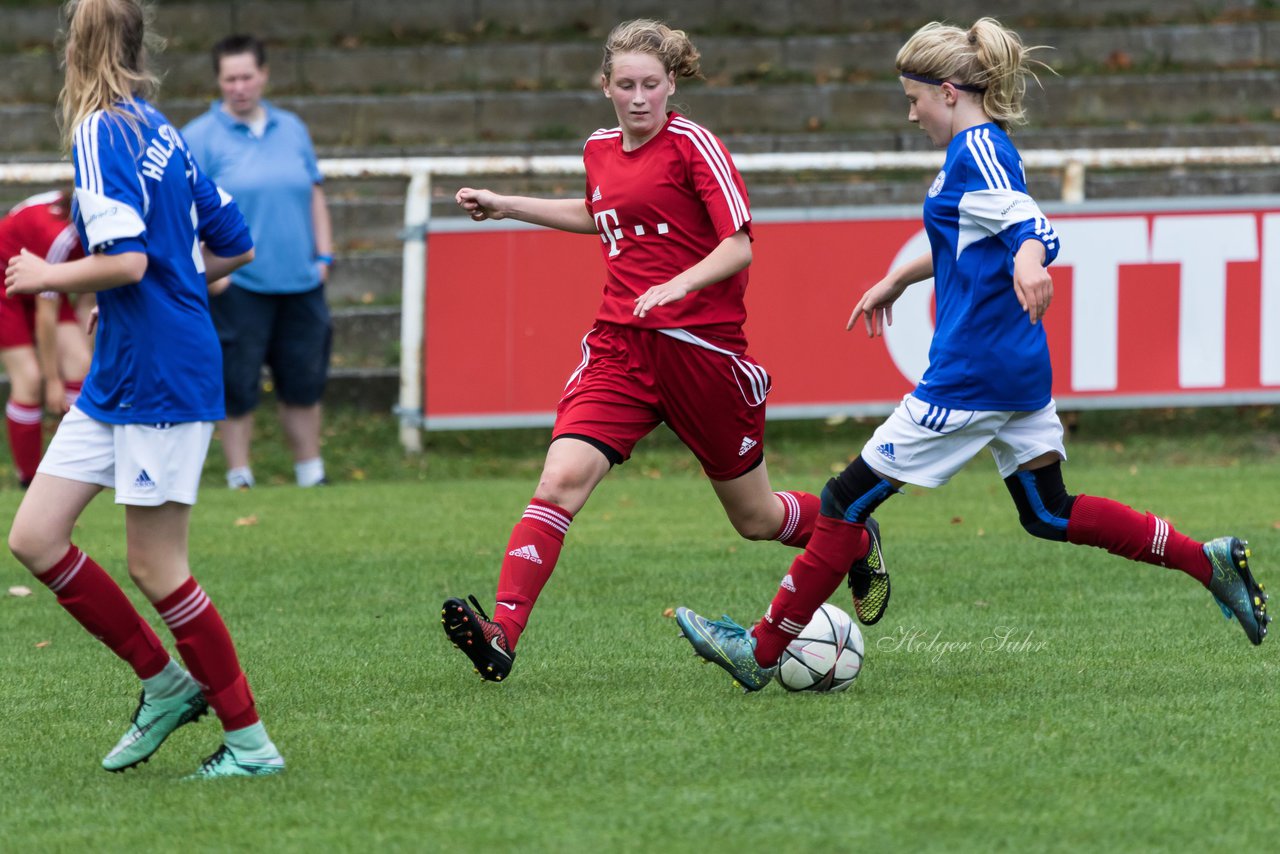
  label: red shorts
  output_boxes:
[0,293,77,350]
[554,322,771,480]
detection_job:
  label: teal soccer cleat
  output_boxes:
[187,744,285,780]
[102,684,209,772]
[675,607,776,692]
[1204,537,1269,646]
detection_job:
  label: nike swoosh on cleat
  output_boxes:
[489,637,511,659]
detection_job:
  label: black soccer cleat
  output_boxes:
[442,595,516,681]
[847,516,890,625]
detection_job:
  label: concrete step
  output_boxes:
[6,68,1278,154]
[2,0,1267,53]
[330,305,399,369]
[8,20,1280,105]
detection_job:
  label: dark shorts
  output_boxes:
[210,284,332,415]
[554,323,770,481]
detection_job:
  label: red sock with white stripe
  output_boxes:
[751,514,870,667]
[154,576,259,731]
[63,380,83,409]
[772,490,819,547]
[35,545,169,679]
[1066,494,1211,585]
[6,400,43,485]
[493,498,572,650]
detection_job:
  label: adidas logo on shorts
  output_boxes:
[134,469,156,489]
[875,442,896,462]
[738,436,758,457]
[508,545,543,564]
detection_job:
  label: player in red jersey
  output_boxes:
[0,191,92,486]
[441,19,886,683]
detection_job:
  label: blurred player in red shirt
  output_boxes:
[442,19,886,683]
[0,191,92,486]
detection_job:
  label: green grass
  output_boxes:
[0,411,1278,850]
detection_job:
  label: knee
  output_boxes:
[1005,465,1075,542]
[727,505,778,541]
[535,461,600,509]
[820,456,898,523]
[9,522,60,574]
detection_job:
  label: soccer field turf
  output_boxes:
[1,444,1276,850]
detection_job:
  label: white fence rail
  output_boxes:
[4,146,1279,451]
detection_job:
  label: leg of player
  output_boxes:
[55,318,92,409]
[124,502,284,777]
[1,347,45,487]
[442,437,612,682]
[9,474,201,772]
[709,459,819,547]
[677,455,898,690]
[1006,455,1269,645]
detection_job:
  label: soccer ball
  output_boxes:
[777,603,864,692]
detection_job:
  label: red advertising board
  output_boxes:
[424,203,1280,428]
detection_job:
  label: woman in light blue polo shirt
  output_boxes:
[183,34,333,490]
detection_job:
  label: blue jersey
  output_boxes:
[916,123,1060,411]
[71,98,252,424]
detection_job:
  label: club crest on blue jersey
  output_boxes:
[928,170,946,198]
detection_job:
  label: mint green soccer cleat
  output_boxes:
[102,685,209,772]
[675,607,776,692]
[187,744,285,780]
[1204,537,1269,646]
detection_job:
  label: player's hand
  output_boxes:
[633,280,690,318]
[456,188,505,221]
[5,248,50,297]
[1013,244,1053,324]
[44,377,68,415]
[86,305,99,336]
[847,275,908,338]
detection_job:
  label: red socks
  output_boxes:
[154,576,259,731]
[36,545,169,679]
[753,514,870,667]
[64,379,83,409]
[493,498,572,650]
[1067,494,1211,585]
[6,400,43,485]
[772,490,819,547]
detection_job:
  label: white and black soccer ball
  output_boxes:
[777,603,864,692]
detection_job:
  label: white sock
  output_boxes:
[141,658,195,702]
[225,721,282,761]
[295,457,325,487]
[227,466,255,489]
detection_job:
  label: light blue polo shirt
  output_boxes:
[182,100,324,295]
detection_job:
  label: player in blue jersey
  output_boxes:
[4,0,284,777]
[676,17,1269,692]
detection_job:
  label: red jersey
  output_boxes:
[0,191,83,307]
[583,112,753,350]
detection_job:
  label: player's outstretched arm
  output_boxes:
[456,188,595,234]
[6,248,146,296]
[847,251,933,337]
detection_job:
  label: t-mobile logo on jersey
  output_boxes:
[593,208,671,257]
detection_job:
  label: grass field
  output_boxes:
[1,411,1277,851]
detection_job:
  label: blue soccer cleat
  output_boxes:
[675,607,776,692]
[1204,537,1269,646]
[102,684,208,772]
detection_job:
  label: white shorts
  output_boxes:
[861,394,1067,488]
[37,406,214,506]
